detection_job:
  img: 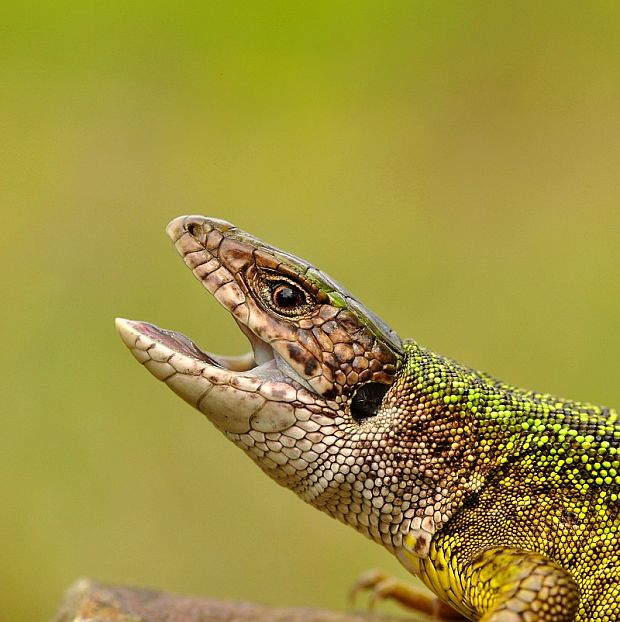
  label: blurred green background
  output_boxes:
[3,2,620,621]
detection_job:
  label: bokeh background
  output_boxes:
[3,2,620,621]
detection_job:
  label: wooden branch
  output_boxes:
[50,579,412,622]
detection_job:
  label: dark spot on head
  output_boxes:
[304,358,318,375]
[287,342,305,364]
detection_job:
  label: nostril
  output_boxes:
[186,221,202,238]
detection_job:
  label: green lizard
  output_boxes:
[116,216,619,621]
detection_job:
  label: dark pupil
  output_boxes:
[275,285,302,308]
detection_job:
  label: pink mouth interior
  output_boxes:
[134,321,219,365]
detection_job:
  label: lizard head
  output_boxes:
[116,216,444,551]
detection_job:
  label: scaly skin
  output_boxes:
[116,216,619,621]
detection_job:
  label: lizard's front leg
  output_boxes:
[464,547,579,621]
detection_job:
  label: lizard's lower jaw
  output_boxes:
[115,317,314,435]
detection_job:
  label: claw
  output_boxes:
[349,568,466,620]
[348,568,390,608]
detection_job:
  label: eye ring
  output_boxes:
[272,283,305,309]
[253,272,317,318]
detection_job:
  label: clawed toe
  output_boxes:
[349,568,465,619]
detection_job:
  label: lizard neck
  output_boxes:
[386,342,517,554]
[394,341,618,558]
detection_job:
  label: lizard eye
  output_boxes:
[256,273,317,317]
[273,283,305,309]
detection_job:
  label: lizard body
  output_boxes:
[117,216,619,620]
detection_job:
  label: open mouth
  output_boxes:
[116,309,312,434]
[115,317,286,381]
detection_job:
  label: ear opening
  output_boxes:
[350,382,390,422]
